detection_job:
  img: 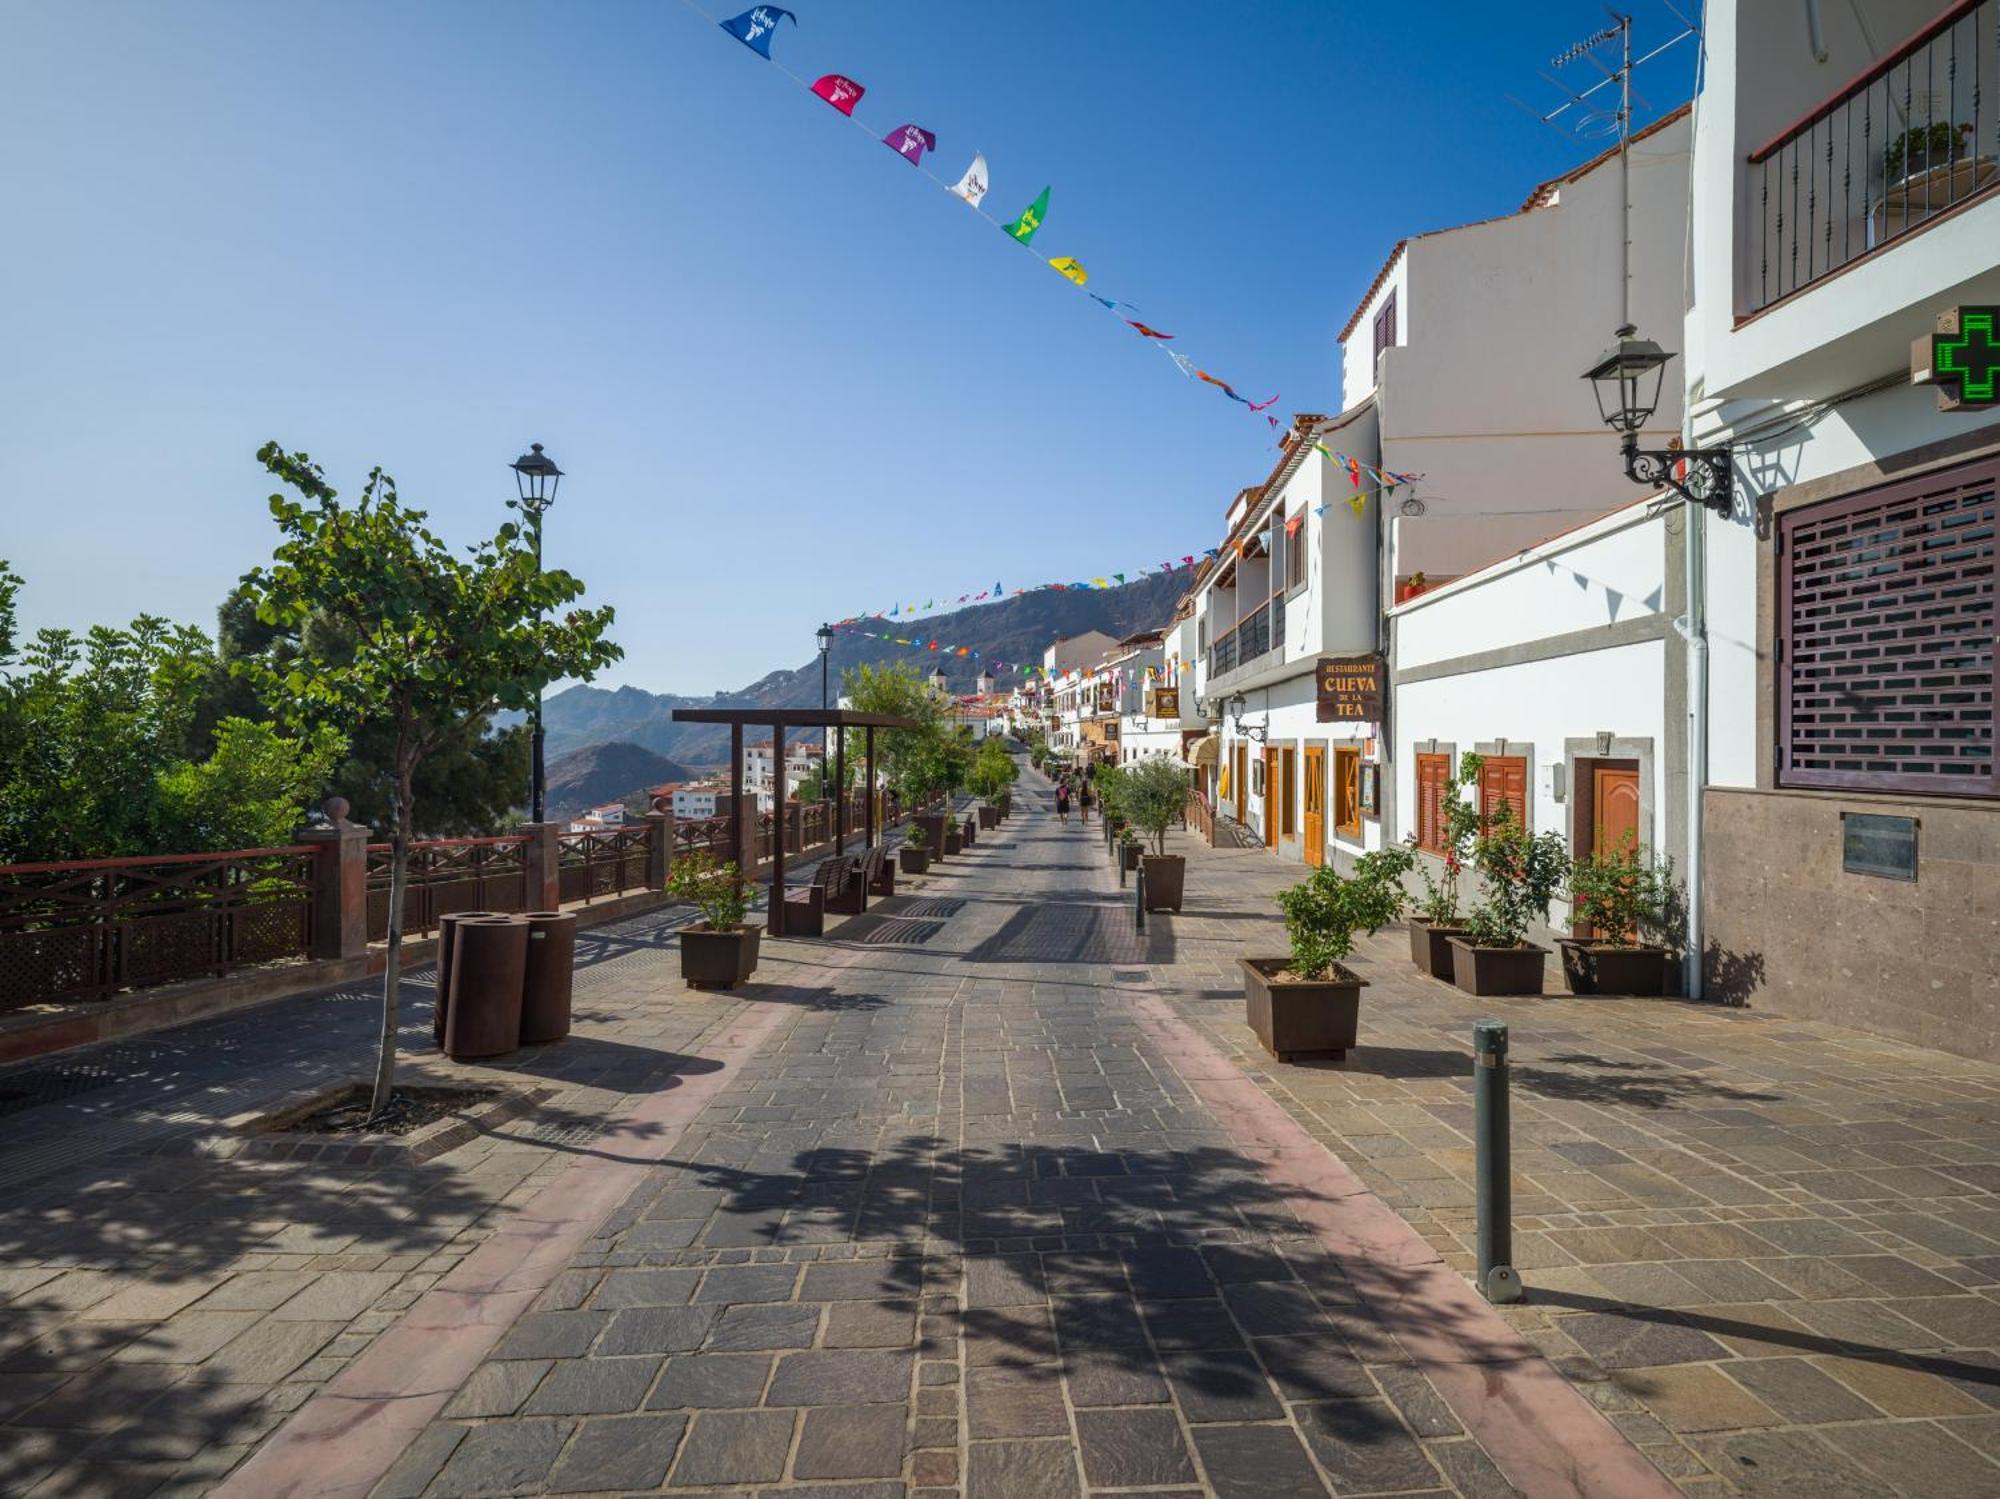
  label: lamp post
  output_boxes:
[1227,690,1268,744]
[1581,325,1732,514]
[817,622,834,800]
[510,442,564,824]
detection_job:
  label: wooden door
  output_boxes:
[1263,749,1280,847]
[1279,748,1297,842]
[1593,767,1641,854]
[1302,747,1325,866]
[1233,745,1247,823]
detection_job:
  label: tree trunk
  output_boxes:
[370,775,412,1119]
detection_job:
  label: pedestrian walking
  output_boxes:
[1055,781,1071,826]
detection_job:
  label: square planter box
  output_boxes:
[1408,918,1470,980]
[681,924,761,991]
[1558,939,1670,996]
[1120,843,1142,872]
[917,814,948,855]
[1242,957,1365,1062]
[1446,939,1548,997]
[1141,854,1185,912]
[978,805,998,830]
[899,846,932,875]
[943,829,964,855]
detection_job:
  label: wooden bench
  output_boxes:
[865,843,896,898]
[776,855,852,937]
[827,846,881,915]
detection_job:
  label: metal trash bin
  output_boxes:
[520,911,577,1044]
[444,915,528,1060]
[434,910,497,1045]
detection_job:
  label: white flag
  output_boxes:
[951,153,989,208]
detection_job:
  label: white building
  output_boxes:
[1676,0,2000,1050]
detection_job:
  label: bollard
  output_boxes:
[1134,861,1146,931]
[1473,1020,1523,1303]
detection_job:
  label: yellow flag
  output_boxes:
[1092,576,1109,587]
[1048,257,1087,286]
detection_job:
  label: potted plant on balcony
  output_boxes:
[1244,846,1412,1062]
[668,851,760,990]
[1123,758,1191,911]
[1447,804,1571,996]
[1887,121,1974,185]
[1559,833,1676,996]
[1403,755,1481,980]
[899,820,931,875]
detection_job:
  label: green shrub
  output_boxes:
[1120,757,1190,855]
[1275,846,1413,980]
[1463,803,1571,948]
[666,850,750,930]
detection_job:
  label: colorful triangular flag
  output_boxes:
[1004,187,1050,244]
[883,124,937,166]
[810,73,864,115]
[719,6,794,58]
[951,153,989,207]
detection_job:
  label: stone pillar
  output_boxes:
[732,792,759,874]
[645,809,673,890]
[300,797,368,961]
[522,822,562,911]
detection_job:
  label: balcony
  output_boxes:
[1744,0,1999,316]
[1204,594,1286,688]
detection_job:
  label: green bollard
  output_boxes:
[1474,1020,1523,1304]
[1134,861,1146,931]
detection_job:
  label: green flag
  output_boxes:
[1004,187,1050,244]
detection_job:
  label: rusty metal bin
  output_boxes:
[444,915,528,1060]
[434,910,497,1045]
[520,911,577,1044]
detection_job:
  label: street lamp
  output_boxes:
[510,442,564,824]
[816,623,834,798]
[1227,691,1268,743]
[1581,325,1732,515]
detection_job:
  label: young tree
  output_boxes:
[236,444,620,1117]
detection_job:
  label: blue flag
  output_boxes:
[719,6,794,58]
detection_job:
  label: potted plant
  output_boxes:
[1560,833,1676,995]
[1887,121,1973,184]
[943,818,964,855]
[1244,846,1412,1062]
[1404,756,1482,979]
[1121,758,1191,911]
[1447,803,1571,996]
[899,821,931,875]
[668,851,760,990]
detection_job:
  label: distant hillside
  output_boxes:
[546,741,692,818]
[544,571,1187,767]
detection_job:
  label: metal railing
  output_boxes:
[1746,0,1999,312]
[0,847,317,1009]
[1206,600,1278,681]
[367,835,531,940]
[557,826,650,906]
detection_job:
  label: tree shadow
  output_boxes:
[1703,940,1768,1007]
[1513,1053,1782,1110]
[1292,1046,1472,1081]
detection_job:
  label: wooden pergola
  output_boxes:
[670,707,919,935]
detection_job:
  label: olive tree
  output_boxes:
[237,444,620,1117]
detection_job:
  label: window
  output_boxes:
[1779,457,1996,797]
[1333,747,1362,837]
[1371,291,1397,367]
[1284,512,1307,592]
[1415,753,1450,852]
[1478,756,1528,830]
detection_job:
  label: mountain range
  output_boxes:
[544,741,693,818]
[542,571,1187,768]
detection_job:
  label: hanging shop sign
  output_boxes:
[1148,687,1181,719]
[1315,655,1385,723]
[1915,306,2000,410]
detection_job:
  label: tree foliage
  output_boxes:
[234,445,621,1115]
[1118,757,1191,856]
[1276,846,1413,980]
[1463,801,1572,949]
[839,661,970,803]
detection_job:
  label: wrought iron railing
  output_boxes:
[1208,601,1279,681]
[366,836,530,940]
[558,826,651,905]
[1746,0,1999,312]
[0,847,317,1009]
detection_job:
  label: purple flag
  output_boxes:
[883,124,937,166]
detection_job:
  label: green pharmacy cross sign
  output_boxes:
[1930,306,2000,409]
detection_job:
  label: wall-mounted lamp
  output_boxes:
[1227,691,1268,743]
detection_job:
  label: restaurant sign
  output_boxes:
[1315,654,1385,724]
[1148,687,1180,719]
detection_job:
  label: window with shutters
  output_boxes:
[1334,747,1362,837]
[1372,291,1397,367]
[1414,753,1451,852]
[1778,457,1996,797]
[1478,756,1528,831]
[1284,512,1307,593]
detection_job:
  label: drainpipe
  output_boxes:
[1683,478,1709,1000]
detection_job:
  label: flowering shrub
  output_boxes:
[665,850,750,931]
[1404,752,1483,924]
[1570,832,1671,947]
[1462,802,1571,949]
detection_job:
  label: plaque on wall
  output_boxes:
[1841,812,1918,881]
[1316,655,1385,723]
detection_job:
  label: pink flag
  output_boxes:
[811,74,865,115]
[883,124,936,166]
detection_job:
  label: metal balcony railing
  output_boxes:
[1746,0,1999,313]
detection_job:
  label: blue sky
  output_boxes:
[2,1,1694,694]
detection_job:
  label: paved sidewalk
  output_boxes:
[1149,826,2000,1495]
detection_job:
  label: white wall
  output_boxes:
[1341,249,1408,407]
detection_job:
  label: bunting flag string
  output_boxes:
[693,2,1301,442]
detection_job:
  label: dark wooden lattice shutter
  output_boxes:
[1778,457,1997,797]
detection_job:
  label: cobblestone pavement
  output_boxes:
[1150,829,2000,1495]
[10,775,2000,1497]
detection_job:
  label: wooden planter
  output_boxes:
[1242,957,1365,1062]
[1120,843,1142,872]
[978,805,998,830]
[944,827,964,855]
[917,814,948,856]
[1446,939,1549,996]
[1141,854,1184,912]
[899,846,931,875]
[1558,940,1670,996]
[1408,918,1471,980]
[681,924,761,991]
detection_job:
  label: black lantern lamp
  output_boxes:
[510,442,564,825]
[1582,325,1732,515]
[1226,691,1268,744]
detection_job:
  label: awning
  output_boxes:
[1186,734,1219,767]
